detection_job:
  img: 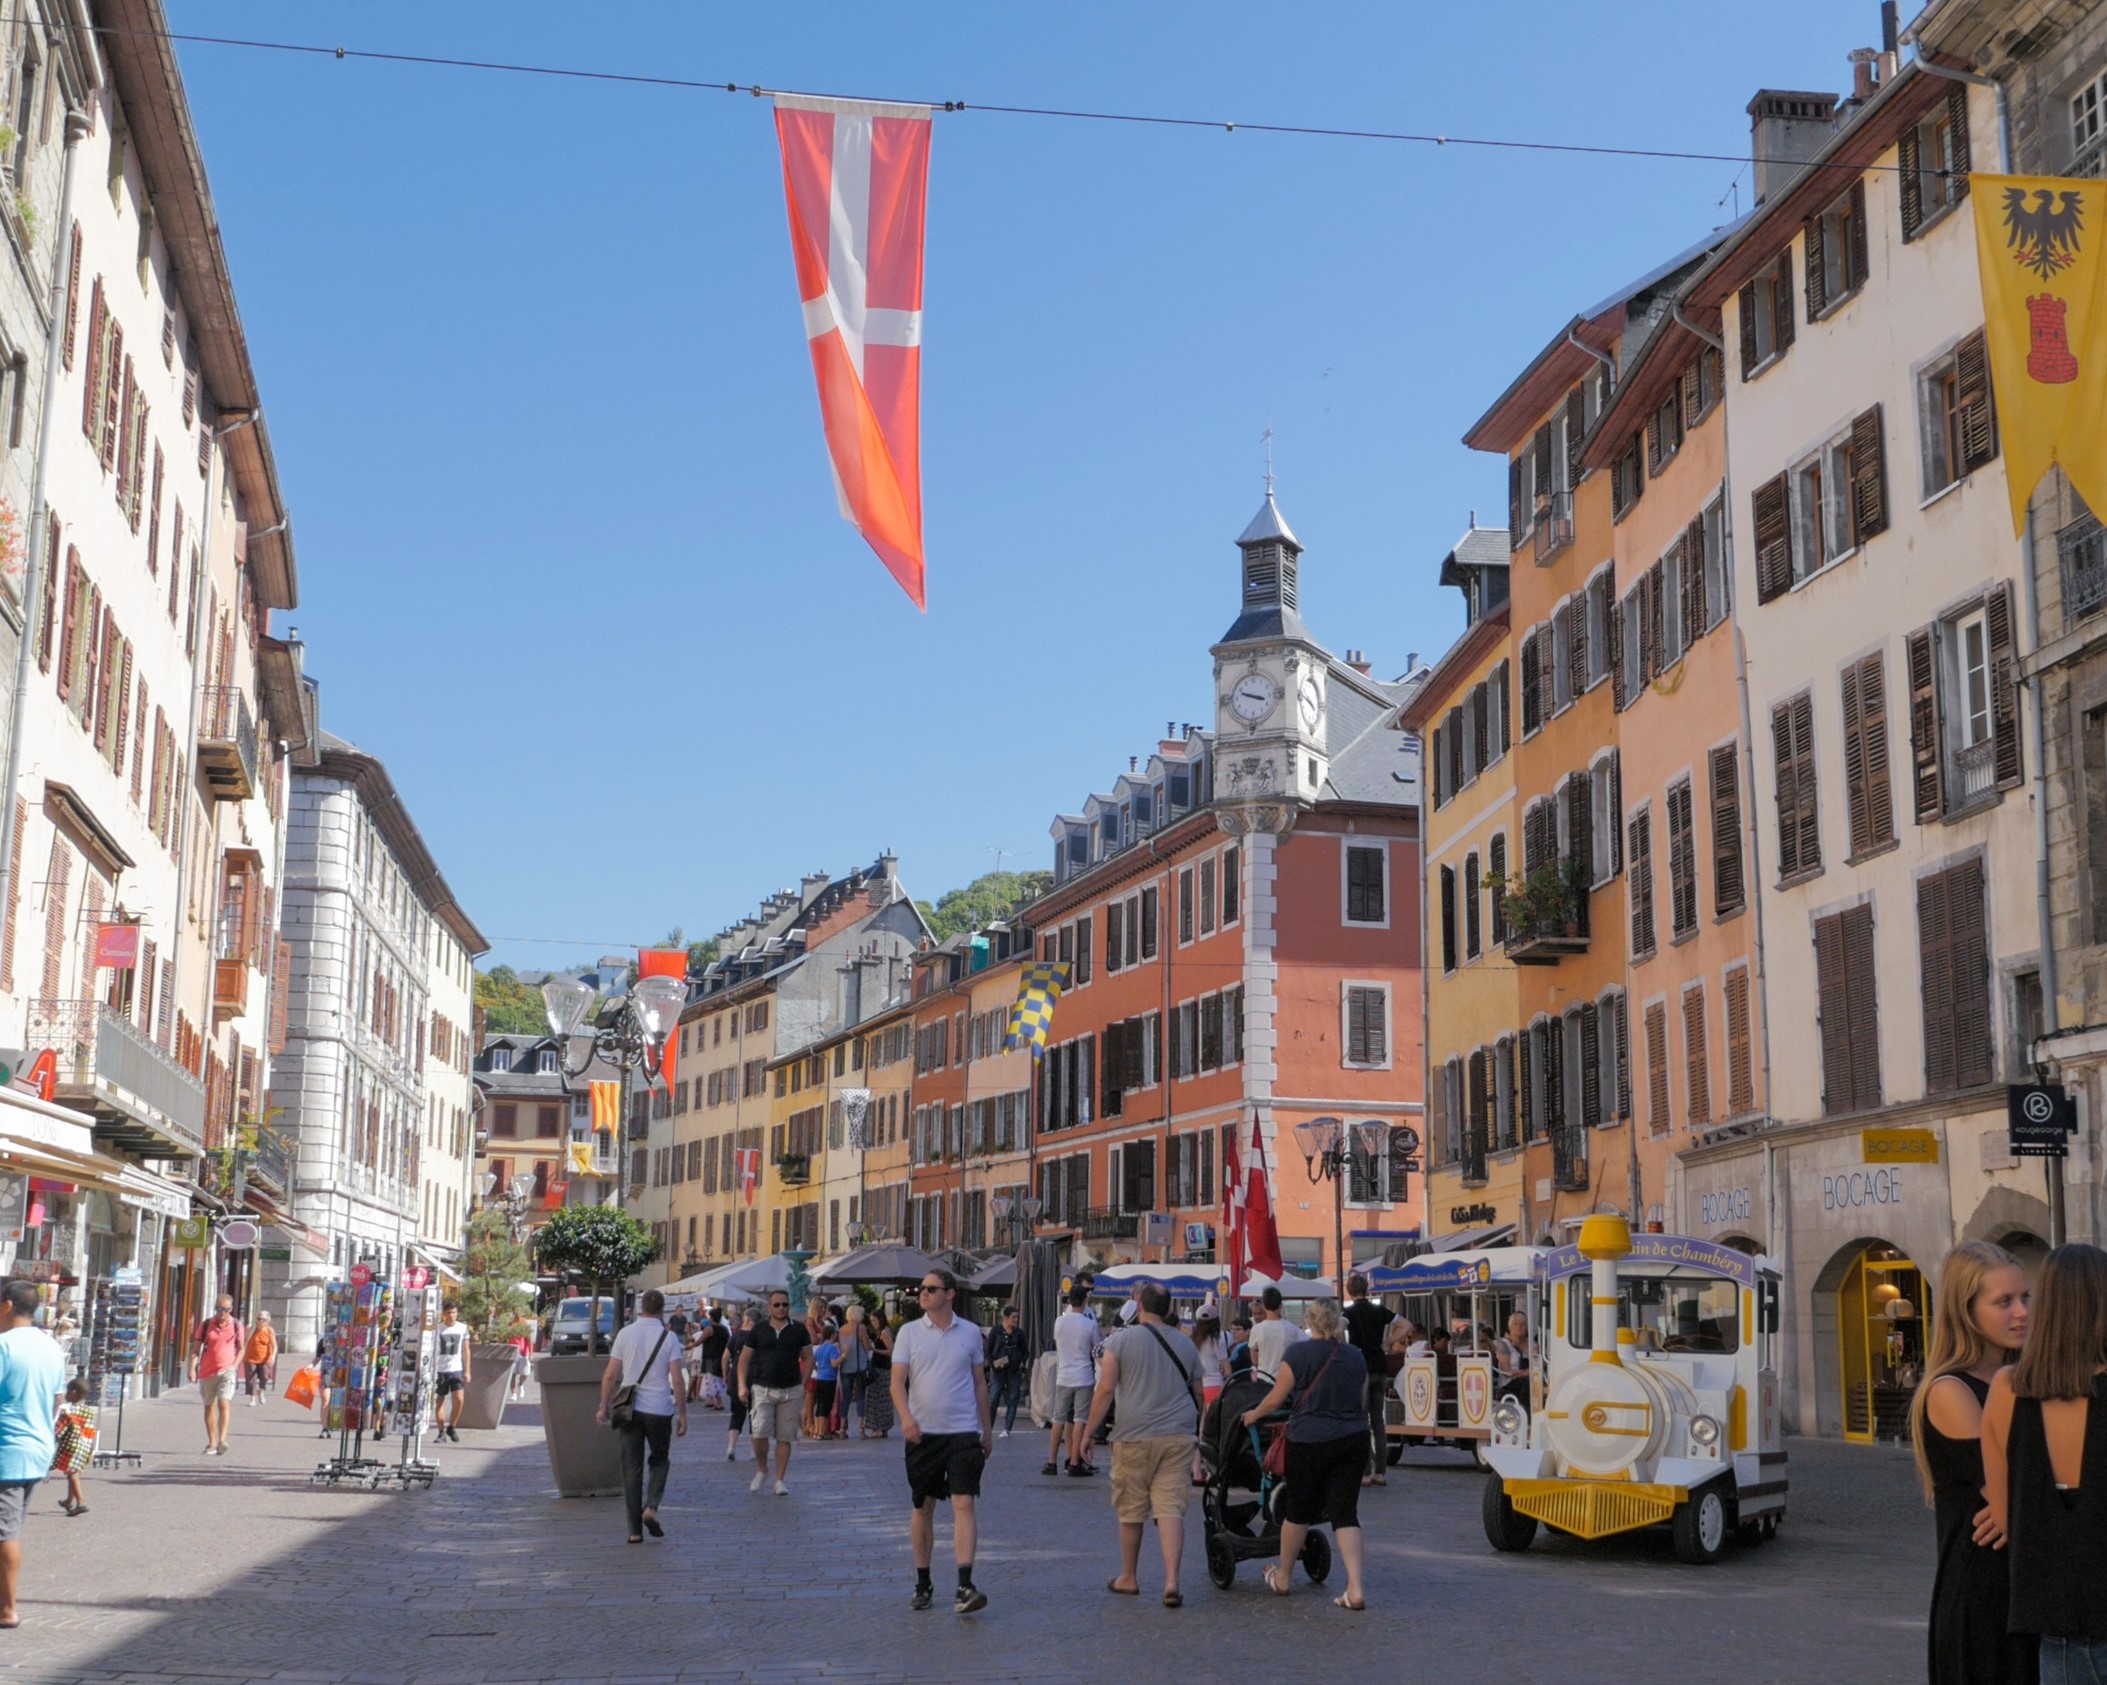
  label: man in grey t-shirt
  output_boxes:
[1084,1282,1204,1605]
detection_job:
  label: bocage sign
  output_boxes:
[1697,1187,1753,1227]
[1822,1168,1908,1211]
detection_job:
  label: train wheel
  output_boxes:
[1672,1483,1729,1565]
[1481,1473,1538,1553]
[1206,1533,1237,1591]
[1300,1529,1332,1584]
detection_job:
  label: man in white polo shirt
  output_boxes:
[891,1267,994,1614]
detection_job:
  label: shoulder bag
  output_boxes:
[1141,1324,1200,1430]
[609,1325,672,1431]
[1261,1341,1340,1478]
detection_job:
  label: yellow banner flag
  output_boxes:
[1974,174,2107,533]
[589,1080,621,1130]
[568,1139,596,1177]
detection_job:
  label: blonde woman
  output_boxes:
[1983,1244,2107,1684]
[1910,1242,2032,1685]
[1239,1298,1369,1611]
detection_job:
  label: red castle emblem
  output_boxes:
[2028,293,2080,384]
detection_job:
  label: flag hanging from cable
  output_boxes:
[1003,961,1072,1060]
[773,94,931,609]
[1240,1112,1284,1283]
[736,1146,762,1207]
[589,1081,621,1131]
[1973,172,2107,533]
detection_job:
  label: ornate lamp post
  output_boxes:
[1293,1116,1388,1289]
[990,1192,1042,1245]
[539,972,688,1210]
[479,1170,536,1242]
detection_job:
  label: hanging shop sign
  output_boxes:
[170,1215,209,1250]
[1862,1127,1940,1165]
[218,1219,259,1251]
[92,924,139,970]
[2009,1084,2077,1158]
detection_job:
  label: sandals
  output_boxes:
[1163,1590,1184,1608]
[1262,1564,1291,1596]
[642,1514,664,1538]
[1106,1579,1139,1596]
[1333,1594,1367,1612]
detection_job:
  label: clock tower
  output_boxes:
[1211,492,1330,836]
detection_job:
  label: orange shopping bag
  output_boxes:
[283,1365,321,1410]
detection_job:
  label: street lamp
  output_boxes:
[541,970,687,1214]
[991,1192,1042,1244]
[479,1170,536,1241]
[1293,1117,1387,1290]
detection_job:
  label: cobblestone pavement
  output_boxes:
[0,1387,1934,1685]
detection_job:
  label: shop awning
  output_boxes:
[409,1245,462,1284]
[1428,1223,1516,1253]
[0,1086,192,1219]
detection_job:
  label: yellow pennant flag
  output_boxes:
[1974,174,2107,534]
[589,1080,621,1131]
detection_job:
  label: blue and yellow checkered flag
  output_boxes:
[1003,961,1071,1060]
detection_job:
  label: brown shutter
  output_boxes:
[1955,330,1997,471]
[1898,124,1924,240]
[1533,424,1553,514]
[1646,408,1664,475]
[1645,1002,1670,1133]
[1516,1029,1533,1143]
[1948,86,1973,195]
[1917,867,1956,1094]
[1493,659,1511,755]
[1610,750,1624,875]
[1805,213,1828,318]
[1579,1004,1601,1128]
[1845,906,1881,1109]
[1565,387,1585,490]
[1950,858,1992,1087]
[1841,659,1871,858]
[1791,693,1821,875]
[1680,361,1702,431]
[1738,281,1760,379]
[1686,514,1709,635]
[1520,632,1541,734]
[1609,589,1626,710]
[1849,405,1887,545]
[1710,743,1745,915]
[61,228,81,369]
[81,280,104,440]
[101,322,122,469]
[1848,179,1871,290]
[1815,914,1853,1114]
[1753,473,1794,603]
[1568,591,1589,693]
[1724,968,1754,1115]
[1772,701,1801,880]
[1907,625,1944,822]
[1508,454,1524,540]
[1987,581,2023,788]
[1647,560,1666,676]
[1773,250,1796,354]
[1628,808,1654,957]
[1683,987,1711,1125]
[0,798,21,993]
[1860,653,1897,849]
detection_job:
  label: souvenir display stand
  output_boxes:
[310,1272,439,1490]
[385,1281,440,1490]
[84,1270,145,1468]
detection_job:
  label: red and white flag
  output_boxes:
[773,94,931,609]
[1220,1125,1246,1289]
[736,1147,761,1208]
[1241,1112,1285,1283]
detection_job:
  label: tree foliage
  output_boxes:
[916,870,1053,942]
[532,1205,662,1288]
[457,1207,535,1342]
[475,965,549,1035]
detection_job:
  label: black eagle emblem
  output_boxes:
[2004,186,2086,279]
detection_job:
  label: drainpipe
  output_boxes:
[1911,60,2012,175]
[1565,325,1617,393]
[0,111,88,1038]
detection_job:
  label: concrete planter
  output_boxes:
[535,1353,622,1497]
[456,1344,516,1431]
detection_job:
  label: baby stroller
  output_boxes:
[1199,1374,1333,1590]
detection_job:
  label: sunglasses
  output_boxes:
[919,1283,948,1295]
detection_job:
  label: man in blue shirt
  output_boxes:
[0,1279,66,1628]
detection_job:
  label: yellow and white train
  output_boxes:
[1480,1215,1788,1565]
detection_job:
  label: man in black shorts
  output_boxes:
[891,1268,993,1613]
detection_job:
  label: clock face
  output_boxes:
[1298,677,1323,730]
[1229,673,1279,724]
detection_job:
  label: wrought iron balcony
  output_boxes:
[25,997,205,1159]
[774,1152,811,1187]
[1950,737,1998,809]
[196,687,258,803]
[1461,1126,1488,1188]
[1551,1123,1590,1193]
[1081,1206,1140,1240]
[1502,860,1591,966]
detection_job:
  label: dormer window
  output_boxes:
[1067,829,1088,869]
[1168,771,1190,813]
[489,1046,513,1072]
[537,1050,557,1075]
[1100,814,1119,856]
[1134,790,1153,831]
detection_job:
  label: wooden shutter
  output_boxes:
[1849,405,1887,545]
[1447,704,1465,793]
[1709,744,1745,916]
[1918,866,1957,1094]
[1488,833,1508,945]
[1439,866,1457,972]
[1104,900,1123,972]
[1566,387,1586,491]
[1955,330,1996,472]
[1533,425,1553,516]
[1805,211,1828,318]
[1685,515,1709,636]
[1517,1029,1533,1143]
[0,798,20,993]
[1947,86,1973,194]
[1987,581,2023,788]
[1579,1004,1602,1128]
[1861,653,1897,850]
[1520,632,1541,734]
[1567,769,1594,893]
[1646,408,1664,475]
[81,279,104,439]
[1645,1002,1670,1133]
[1140,885,1158,956]
[1772,701,1802,879]
[1753,473,1793,604]
[1814,914,1854,1114]
[1841,660,1870,858]
[1680,361,1703,431]
[1684,986,1711,1125]
[1628,808,1654,957]
[1949,858,1992,1088]
[1472,683,1489,770]
[1724,968,1754,1115]
[1567,596,1589,694]
[1898,123,1924,239]
[1614,992,1633,1118]
[1738,281,1761,379]
[1667,779,1697,937]
[100,321,122,469]
[1609,588,1626,710]
[1845,906,1881,1110]
[1906,625,1944,821]
[1464,851,1480,958]
[1493,660,1510,755]
[1646,560,1666,676]
[1508,454,1524,539]
[1609,751,1624,876]
[1773,251,1797,354]
[61,227,81,369]
[1847,180,1870,291]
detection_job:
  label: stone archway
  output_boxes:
[1810,1235,1920,1441]
[1960,1186,2055,1282]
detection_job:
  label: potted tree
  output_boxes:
[530,1207,662,1497]
[454,1208,533,1431]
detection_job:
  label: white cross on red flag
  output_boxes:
[1221,1125,1245,1287]
[773,95,931,609]
[1241,1112,1285,1283]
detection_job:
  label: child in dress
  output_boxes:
[52,1379,94,1516]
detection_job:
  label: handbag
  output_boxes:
[609,1326,672,1431]
[1261,1342,1340,1478]
[284,1364,321,1410]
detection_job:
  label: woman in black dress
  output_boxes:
[1910,1240,2034,1685]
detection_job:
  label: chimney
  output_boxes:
[1881,0,1899,53]
[1747,90,1841,205]
[1849,47,1879,103]
[1347,648,1372,675]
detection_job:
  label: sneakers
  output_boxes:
[447,1426,461,1443]
[910,1585,934,1611]
[773,1479,789,1497]
[750,1471,767,1493]
[997,1428,1009,1438]
[1041,1461,1059,1477]
[955,1585,988,1614]
[1065,1461,1092,1477]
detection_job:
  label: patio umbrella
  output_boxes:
[967,1254,1016,1293]
[1243,1272,1335,1301]
[1013,1239,1063,1356]
[810,1243,943,1286]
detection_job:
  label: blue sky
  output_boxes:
[165,1,1877,975]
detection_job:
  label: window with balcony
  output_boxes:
[1906,585,2022,820]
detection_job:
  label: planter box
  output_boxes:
[534,1353,622,1497]
[456,1343,516,1431]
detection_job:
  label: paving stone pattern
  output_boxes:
[0,1390,1935,1684]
